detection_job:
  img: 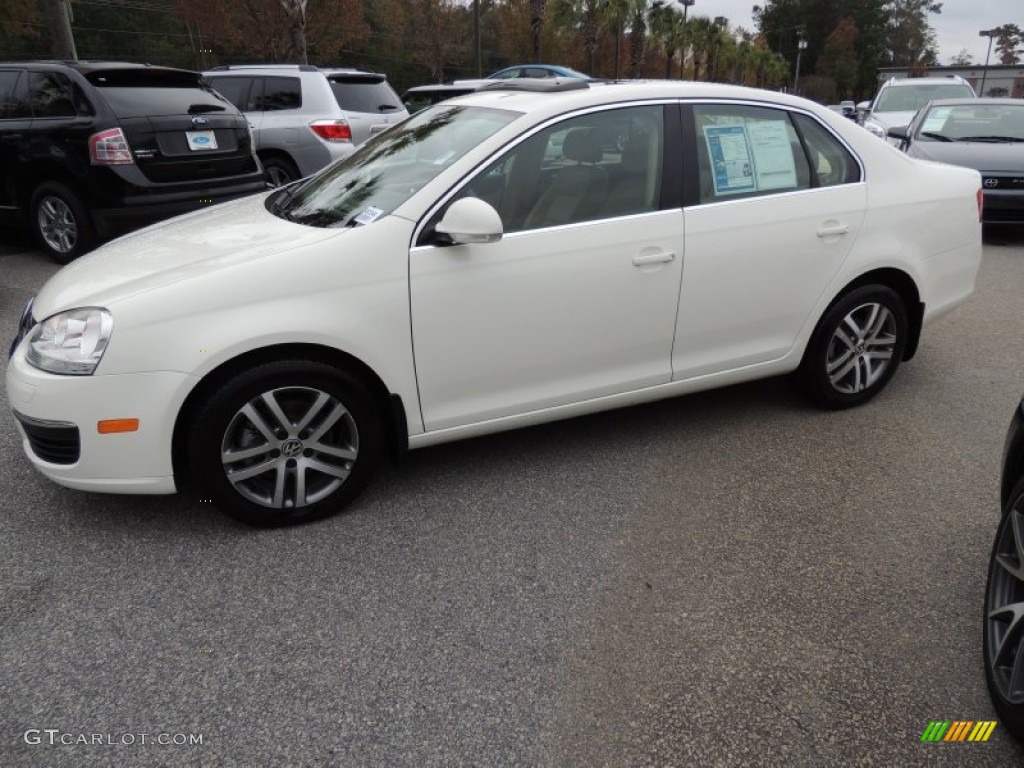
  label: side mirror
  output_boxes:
[435,198,503,245]
[887,125,909,141]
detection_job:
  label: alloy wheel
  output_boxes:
[825,302,896,394]
[37,195,78,254]
[220,386,359,509]
[988,503,1024,704]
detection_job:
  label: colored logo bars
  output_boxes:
[920,721,997,742]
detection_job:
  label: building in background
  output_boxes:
[877,64,1024,98]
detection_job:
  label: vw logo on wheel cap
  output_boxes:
[280,438,303,458]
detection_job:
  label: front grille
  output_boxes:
[983,176,1024,191]
[14,411,81,465]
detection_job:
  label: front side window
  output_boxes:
[270,104,520,228]
[458,105,665,233]
[694,104,810,203]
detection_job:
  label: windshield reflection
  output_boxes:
[269,105,521,229]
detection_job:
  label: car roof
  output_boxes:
[883,77,970,87]
[2,60,194,75]
[452,79,829,122]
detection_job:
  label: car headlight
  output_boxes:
[25,308,113,375]
[864,121,886,139]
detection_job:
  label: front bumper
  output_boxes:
[982,190,1024,225]
[6,344,197,494]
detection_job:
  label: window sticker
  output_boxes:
[353,206,384,225]
[921,107,952,133]
[703,125,755,195]
[746,121,798,190]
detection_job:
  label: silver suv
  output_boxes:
[204,65,408,185]
[860,75,975,143]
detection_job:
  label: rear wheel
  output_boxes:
[187,360,382,527]
[30,181,96,264]
[796,284,908,409]
[261,155,300,188]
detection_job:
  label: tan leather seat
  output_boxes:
[602,132,654,217]
[524,128,608,229]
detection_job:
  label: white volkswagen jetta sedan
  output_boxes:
[7,79,982,526]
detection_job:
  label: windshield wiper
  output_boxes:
[379,104,399,112]
[919,131,953,142]
[188,104,226,113]
[956,135,1024,143]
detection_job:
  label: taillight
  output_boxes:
[90,127,133,165]
[977,187,984,223]
[309,120,352,143]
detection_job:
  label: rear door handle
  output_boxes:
[816,223,850,237]
[632,251,676,266]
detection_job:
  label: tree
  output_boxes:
[993,24,1022,65]
[648,1,686,78]
[530,0,547,62]
[949,48,972,66]
[885,0,941,67]
[818,16,858,98]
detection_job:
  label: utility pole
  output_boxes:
[474,0,482,77]
[794,33,807,92]
[44,0,77,60]
[978,29,997,97]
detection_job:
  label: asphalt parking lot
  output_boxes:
[3,228,1024,767]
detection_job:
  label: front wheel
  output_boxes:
[984,477,1024,741]
[796,285,908,409]
[187,360,383,527]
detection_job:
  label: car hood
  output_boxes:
[33,194,341,319]
[907,141,1024,172]
[868,111,916,129]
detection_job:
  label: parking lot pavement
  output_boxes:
[2,231,1024,767]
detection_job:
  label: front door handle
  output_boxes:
[816,223,850,237]
[632,251,676,266]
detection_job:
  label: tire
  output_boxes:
[30,181,96,264]
[261,155,300,188]
[186,360,383,527]
[796,284,908,409]
[984,476,1024,741]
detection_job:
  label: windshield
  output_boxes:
[874,83,974,113]
[328,75,403,113]
[86,68,228,117]
[916,103,1024,142]
[269,104,520,228]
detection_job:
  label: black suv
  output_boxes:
[0,61,266,262]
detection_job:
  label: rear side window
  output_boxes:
[329,76,402,113]
[792,114,861,186]
[693,104,810,203]
[29,72,80,118]
[0,70,31,119]
[86,68,230,117]
[256,77,301,111]
[207,76,254,111]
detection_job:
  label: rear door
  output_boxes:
[86,68,256,185]
[325,73,407,144]
[672,102,866,379]
[0,68,31,212]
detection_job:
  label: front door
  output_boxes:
[410,104,684,431]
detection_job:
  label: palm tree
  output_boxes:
[551,0,604,74]
[648,0,685,78]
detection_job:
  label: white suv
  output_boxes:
[204,64,409,186]
[860,75,975,142]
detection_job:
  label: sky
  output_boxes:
[698,0,1022,65]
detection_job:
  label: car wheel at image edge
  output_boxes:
[985,476,1024,741]
[796,284,908,409]
[30,181,96,264]
[186,360,383,527]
